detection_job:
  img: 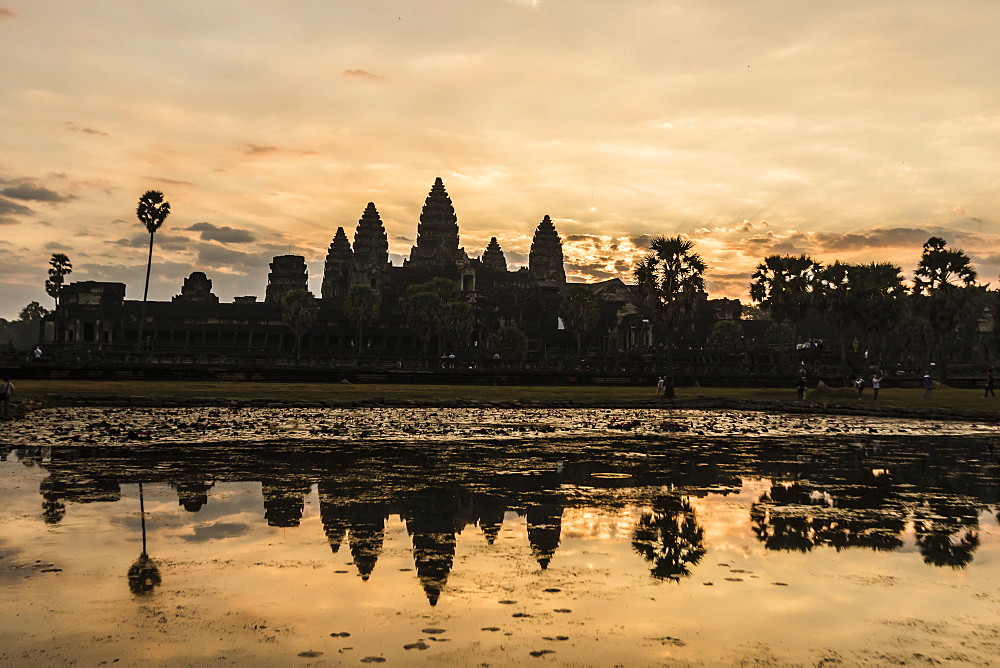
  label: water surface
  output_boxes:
[1,408,998,665]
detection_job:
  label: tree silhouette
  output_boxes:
[344,284,381,355]
[559,284,600,354]
[281,288,318,361]
[401,278,468,358]
[442,299,474,353]
[135,190,170,351]
[45,253,72,344]
[633,236,707,398]
[632,495,706,580]
[494,324,528,363]
[18,301,48,323]
[749,254,822,344]
[817,261,906,369]
[912,237,978,373]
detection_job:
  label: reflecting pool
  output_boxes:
[1,408,999,665]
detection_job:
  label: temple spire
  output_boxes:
[481,237,507,272]
[321,227,353,299]
[352,203,389,288]
[407,178,464,267]
[528,215,565,284]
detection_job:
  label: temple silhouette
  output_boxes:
[40,178,739,361]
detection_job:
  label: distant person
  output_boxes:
[0,377,13,418]
[922,374,934,400]
[796,376,807,401]
[985,369,995,399]
[871,373,882,401]
[656,376,665,398]
[855,375,865,399]
[33,345,42,360]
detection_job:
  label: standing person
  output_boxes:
[855,375,865,399]
[0,377,13,419]
[985,369,995,398]
[796,376,807,401]
[922,373,934,400]
[656,376,666,398]
[871,372,881,401]
[33,345,42,360]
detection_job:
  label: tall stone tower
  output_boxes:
[352,202,389,289]
[528,215,565,284]
[265,255,308,304]
[481,237,507,272]
[407,177,465,267]
[321,227,353,299]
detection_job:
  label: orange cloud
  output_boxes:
[341,69,385,80]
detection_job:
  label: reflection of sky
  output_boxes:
[1,460,999,665]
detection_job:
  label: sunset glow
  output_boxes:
[3,1,1000,317]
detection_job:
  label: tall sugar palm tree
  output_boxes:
[135,191,170,351]
[633,235,707,398]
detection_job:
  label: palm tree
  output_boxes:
[749,254,822,344]
[633,235,707,398]
[559,285,600,354]
[816,261,855,371]
[851,262,907,362]
[344,284,381,356]
[45,253,72,344]
[135,191,170,351]
[912,237,978,374]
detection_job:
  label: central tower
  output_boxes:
[406,177,465,267]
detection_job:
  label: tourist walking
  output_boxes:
[985,369,995,398]
[796,376,807,401]
[656,376,665,398]
[872,373,881,401]
[0,377,13,419]
[855,375,865,399]
[922,374,934,400]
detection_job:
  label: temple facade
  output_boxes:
[41,178,703,359]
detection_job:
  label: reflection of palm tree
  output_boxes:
[914,500,981,569]
[129,482,161,595]
[632,495,706,580]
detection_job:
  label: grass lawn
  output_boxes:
[10,379,997,412]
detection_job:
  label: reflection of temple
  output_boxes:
[16,432,996,603]
[525,496,564,570]
[261,478,311,528]
[348,504,387,581]
[174,480,214,512]
[404,501,458,606]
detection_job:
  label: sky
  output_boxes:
[2,0,1000,319]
